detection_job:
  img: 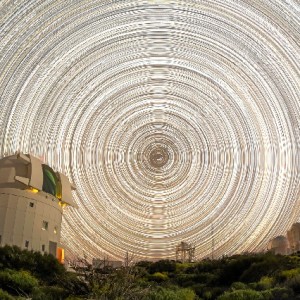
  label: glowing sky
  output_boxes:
[0,0,299,260]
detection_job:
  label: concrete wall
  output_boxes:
[0,188,62,254]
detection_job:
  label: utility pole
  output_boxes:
[125,251,129,268]
[211,223,214,260]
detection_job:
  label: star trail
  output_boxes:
[0,0,299,260]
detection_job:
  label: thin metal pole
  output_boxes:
[211,223,214,260]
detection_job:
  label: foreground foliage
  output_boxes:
[1,245,300,299]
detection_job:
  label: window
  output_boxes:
[42,244,45,252]
[42,221,48,230]
[29,202,34,207]
[42,164,61,198]
[25,240,29,248]
[54,226,57,234]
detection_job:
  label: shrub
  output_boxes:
[239,257,279,283]
[285,274,300,293]
[231,282,248,290]
[175,263,193,273]
[148,260,176,274]
[176,288,197,300]
[191,283,206,296]
[148,272,169,283]
[262,287,294,300]
[174,273,197,286]
[195,272,217,285]
[0,245,66,285]
[144,287,196,300]
[217,256,256,285]
[256,276,274,290]
[217,289,264,300]
[0,269,38,295]
[0,288,14,300]
[203,290,212,300]
[279,268,300,280]
[30,286,68,300]
[194,285,225,300]
[56,271,89,296]
[194,259,224,274]
[30,286,47,300]
[31,251,65,284]
[260,289,272,300]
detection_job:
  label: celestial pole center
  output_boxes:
[149,146,169,168]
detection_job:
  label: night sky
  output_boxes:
[0,0,299,260]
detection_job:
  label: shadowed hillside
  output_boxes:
[1,245,300,299]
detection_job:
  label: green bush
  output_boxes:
[144,287,196,300]
[135,261,153,269]
[261,287,294,300]
[3,246,300,300]
[195,272,217,285]
[0,245,65,285]
[217,256,257,285]
[191,283,206,296]
[31,251,65,284]
[231,282,248,290]
[175,273,197,286]
[260,289,272,300]
[239,258,278,283]
[0,288,14,300]
[176,288,197,300]
[31,286,68,300]
[279,268,300,280]
[175,263,193,273]
[286,274,300,293]
[256,276,274,290]
[0,269,38,295]
[56,271,89,296]
[217,289,264,300]
[148,272,169,283]
[148,260,176,274]
[191,259,224,275]
[203,290,213,300]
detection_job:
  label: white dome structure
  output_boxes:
[0,153,76,262]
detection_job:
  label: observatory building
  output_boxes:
[267,223,300,256]
[267,235,290,255]
[0,153,77,262]
[287,223,300,253]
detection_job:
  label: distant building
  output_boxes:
[287,223,300,253]
[0,153,77,263]
[267,235,290,255]
[92,258,123,269]
[267,222,300,255]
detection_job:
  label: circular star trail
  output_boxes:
[0,0,299,260]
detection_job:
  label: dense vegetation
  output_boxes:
[1,245,300,299]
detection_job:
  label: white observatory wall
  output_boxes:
[0,188,62,254]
